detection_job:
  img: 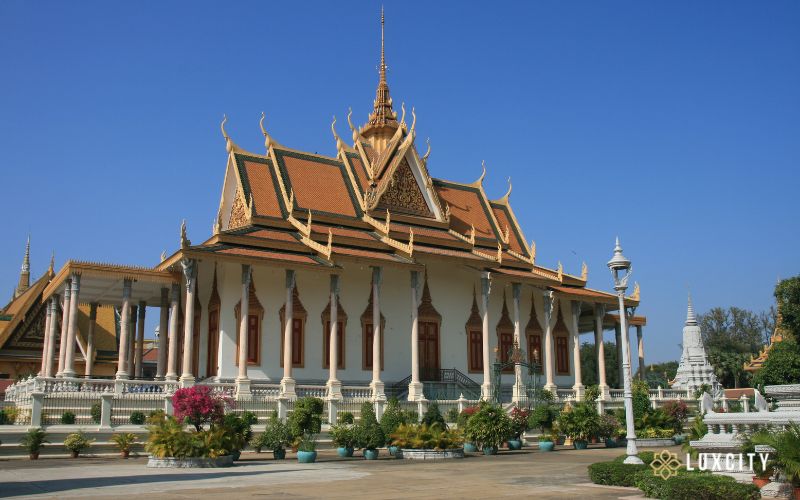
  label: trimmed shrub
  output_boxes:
[421,402,446,428]
[588,461,648,487]
[444,407,460,424]
[60,411,76,424]
[129,411,146,425]
[0,409,9,425]
[612,451,656,464]
[90,403,102,424]
[338,411,354,424]
[379,399,406,442]
[659,473,759,499]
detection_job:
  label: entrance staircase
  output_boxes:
[388,369,481,401]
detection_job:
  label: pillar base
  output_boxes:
[115,371,130,381]
[370,380,386,401]
[481,382,493,401]
[327,397,340,424]
[179,375,195,388]
[61,369,76,379]
[280,377,297,399]
[598,384,611,400]
[236,377,251,396]
[326,379,342,399]
[407,381,424,401]
[572,383,585,401]
[544,383,557,394]
[164,374,178,382]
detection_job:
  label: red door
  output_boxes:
[419,322,440,380]
[207,309,219,377]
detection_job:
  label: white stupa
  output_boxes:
[669,294,722,395]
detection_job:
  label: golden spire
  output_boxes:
[366,7,397,128]
[15,236,31,298]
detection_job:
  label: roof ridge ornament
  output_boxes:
[331,115,345,152]
[180,220,191,249]
[530,241,536,266]
[421,137,431,166]
[48,251,55,275]
[632,282,640,301]
[260,112,282,151]
[497,177,512,203]
[581,261,588,281]
[557,261,563,283]
[471,161,487,187]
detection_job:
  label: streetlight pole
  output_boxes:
[607,237,642,465]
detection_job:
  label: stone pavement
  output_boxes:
[0,445,664,499]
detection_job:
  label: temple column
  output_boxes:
[165,283,180,381]
[235,264,252,394]
[85,303,97,377]
[115,279,133,380]
[156,288,169,379]
[594,304,609,399]
[180,259,197,387]
[370,267,385,400]
[511,283,524,402]
[636,325,645,379]
[326,274,342,398]
[570,301,584,399]
[280,269,296,398]
[62,274,81,378]
[543,291,557,392]
[44,296,59,378]
[127,306,137,377]
[615,323,623,388]
[480,272,492,400]
[56,280,71,377]
[135,302,146,378]
[407,270,423,401]
[40,298,52,375]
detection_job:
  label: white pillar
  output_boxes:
[280,269,296,398]
[236,264,252,394]
[62,274,81,378]
[511,283,524,402]
[56,280,71,377]
[44,296,59,378]
[636,325,644,379]
[115,279,133,380]
[85,303,97,377]
[40,298,52,376]
[156,288,169,379]
[327,274,342,398]
[570,301,584,399]
[480,272,492,400]
[127,306,136,376]
[135,302,146,379]
[180,259,197,386]
[407,270,423,401]
[594,304,609,399]
[543,291,557,392]
[165,283,180,381]
[370,267,385,400]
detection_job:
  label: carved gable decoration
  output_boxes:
[376,157,432,217]
[228,189,249,230]
[7,298,47,351]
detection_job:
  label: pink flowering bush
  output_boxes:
[172,386,227,431]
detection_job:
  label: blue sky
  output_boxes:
[1,1,797,363]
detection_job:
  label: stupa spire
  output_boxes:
[366,7,397,128]
[15,236,31,298]
[686,293,697,326]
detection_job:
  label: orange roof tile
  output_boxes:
[491,205,526,255]
[215,246,321,265]
[347,153,371,192]
[234,154,283,218]
[275,149,358,217]
[434,182,499,241]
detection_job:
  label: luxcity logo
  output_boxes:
[650,450,770,479]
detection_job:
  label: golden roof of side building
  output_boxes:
[0,270,52,350]
[744,307,790,372]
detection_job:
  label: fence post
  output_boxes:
[277,397,288,422]
[417,400,427,422]
[373,399,384,420]
[114,379,124,396]
[163,393,173,417]
[741,394,750,413]
[328,398,339,425]
[457,393,466,413]
[100,392,114,429]
[30,391,44,428]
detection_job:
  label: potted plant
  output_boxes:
[19,428,49,460]
[380,398,407,456]
[463,402,512,455]
[528,401,557,451]
[598,414,620,448]
[330,423,357,458]
[90,403,102,424]
[508,406,530,450]
[747,423,800,493]
[255,415,292,459]
[110,433,138,458]
[557,402,599,450]
[390,423,465,459]
[64,430,94,458]
[296,433,318,463]
[457,406,479,452]
[356,402,385,460]
[287,397,323,446]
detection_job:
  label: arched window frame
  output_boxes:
[279,285,307,368]
[234,279,264,366]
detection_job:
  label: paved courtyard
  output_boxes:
[0,446,668,499]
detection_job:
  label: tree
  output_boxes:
[171,386,226,432]
[642,361,679,388]
[752,339,800,388]
[775,276,800,339]
[580,341,620,388]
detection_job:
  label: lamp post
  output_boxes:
[607,237,642,465]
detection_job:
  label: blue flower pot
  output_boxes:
[337,447,354,458]
[364,449,380,460]
[604,438,617,448]
[538,441,555,452]
[273,448,286,460]
[573,440,588,450]
[673,435,684,445]
[482,446,499,456]
[507,439,523,450]
[464,443,478,453]
[297,450,317,463]
[388,445,399,456]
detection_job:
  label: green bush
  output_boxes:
[390,423,463,450]
[0,409,9,425]
[129,411,146,425]
[421,402,446,428]
[463,402,512,449]
[379,399,406,442]
[444,407,460,424]
[584,385,601,403]
[251,414,292,452]
[64,431,94,455]
[634,469,674,498]
[90,403,102,424]
[588,461,648,487]
[659,473,759,499]
[528,403,558,434]
[753,338,800,388]
[330,423,358,448]
[287,397,323,438]
[61,411,76,424]
[356,401,384,450]
[557,402,600,441]
[338,411,354,424]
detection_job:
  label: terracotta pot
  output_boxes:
[122,450,130,459]
[29,452,39,460]
[793,485,799,500]
[70,451,79,459]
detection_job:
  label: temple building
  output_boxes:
[669,295,721,395]
[24,12,644,403]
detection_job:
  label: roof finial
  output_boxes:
[15,235,31,298]
[686,292,697,326]
[48,251,55,275]
[366,6,397,127]
[22,235,30,273]
[380,5,386,85]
